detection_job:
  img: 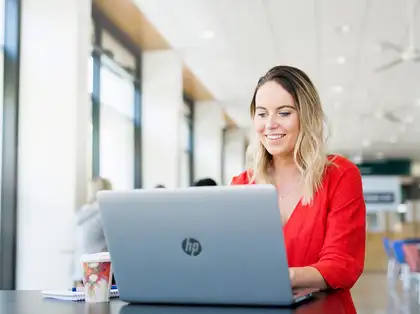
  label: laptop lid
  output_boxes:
[98,185,296,306]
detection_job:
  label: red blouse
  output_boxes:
[231,155,366,290]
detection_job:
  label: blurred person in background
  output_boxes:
[231,65,366,292]
[72,176,113,286]
[193,178,217,187]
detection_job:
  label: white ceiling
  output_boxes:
[134,0,420,160]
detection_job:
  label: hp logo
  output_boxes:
[182,238,202,256]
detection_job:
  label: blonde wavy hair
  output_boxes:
[247,65,332,205]
[87,176,113,204]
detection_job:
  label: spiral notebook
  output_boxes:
[41,288,119,302]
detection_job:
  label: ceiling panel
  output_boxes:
[265,0,318,79]
[134,0,420,159]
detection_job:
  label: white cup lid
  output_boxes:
[80,252,111,263]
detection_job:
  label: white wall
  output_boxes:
[142,50,183,189]
[16,0,91,290]
[223,128,246,184]
[194,101,225,184]
[362,176,402,213]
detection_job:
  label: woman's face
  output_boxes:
[253,81,300,157]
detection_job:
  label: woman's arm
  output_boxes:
[289,267,328,289]
[292,167,366,290]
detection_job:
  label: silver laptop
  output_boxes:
[97,184,317,307]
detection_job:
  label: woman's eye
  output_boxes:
[278,112,290,117]
[257,112,267,117]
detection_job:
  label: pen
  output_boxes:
[71,285,117,292]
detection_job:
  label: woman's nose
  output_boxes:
[265,115,279,129]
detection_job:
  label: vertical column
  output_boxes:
[222,128,247,184]
[194,101,225,184]
[0,0,21,290]
[17,0,91,289]
[142,50,183,189]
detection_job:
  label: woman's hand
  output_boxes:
[288,267,327,290]
[289,268,296,287]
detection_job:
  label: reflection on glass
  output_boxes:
[100,104,134,190]
[99,60,135,190]
[100,65,135,119]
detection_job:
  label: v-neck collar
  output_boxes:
[283,197,303,231]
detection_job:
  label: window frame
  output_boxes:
[91,5,142,188]
[183,93,194,186]
[0,0,21,290]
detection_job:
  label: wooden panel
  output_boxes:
[182,66,213,102]
[365,216,420,272]
[224,114,237,128]
[93,0,168,50]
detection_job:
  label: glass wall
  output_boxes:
[90,10,142,190]
[91,7,196,190]
[87,21,94,187]
[99,31,136,190]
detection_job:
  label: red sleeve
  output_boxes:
[230,170,249,185]
[310,167,366,290]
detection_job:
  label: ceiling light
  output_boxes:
[332,85,343,93]
[337,56,346,64]
[399,124,407,132]
[201,30,215,40]
[404,116,414,124]
[389,136,397,143]
[353,154,363,164]
[337,24,351,33]
[362,139,371,147]
[374,110,384,119]
[372,43,383,54]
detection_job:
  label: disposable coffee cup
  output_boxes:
[80,252,113,303]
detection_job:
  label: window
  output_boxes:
[96,29,137,190]
[99,60,135,190]
[99,102,134,190]
[222,128,247,185]
[87,19,96,185]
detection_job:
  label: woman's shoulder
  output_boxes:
[324,154,362,188]
[75,203,101,227]
[231,170,253,185]
[231,155,359,185]
[326,154,360,175]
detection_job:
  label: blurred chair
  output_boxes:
[402,243,420,303]
[383,238,398,282]
[392,239,420,291]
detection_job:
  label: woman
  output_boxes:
[231,65,366,291]
[72,176,113,286]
